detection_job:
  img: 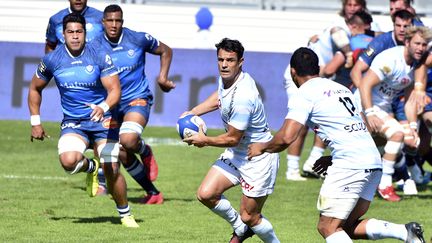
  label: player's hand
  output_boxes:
[365,114,383,133]
[158,77,176,92]
[87,103,104,122]
[408,90,430,114]
[183,124,206,147]
[312,156,332,176]
[30,125,50,142]
[404,127,420,149]
[247,143,265,160]
[180,111,195,118]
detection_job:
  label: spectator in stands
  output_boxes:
[45,0,103,53]
[96,4,175,204]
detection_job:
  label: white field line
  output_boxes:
[1,174,69,180]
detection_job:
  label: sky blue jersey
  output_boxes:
[35,43,118,119]
[96,28,159,107]
[46,6,103,46]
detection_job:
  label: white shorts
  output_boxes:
[317,166,381,220]
[213,150,279,198]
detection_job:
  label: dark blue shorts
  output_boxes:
[118,98,151,123]
[60,116,120,147]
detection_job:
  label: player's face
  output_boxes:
[344,0,363,19]
[103,11,123,40]
[217,49,243,84]
[389,0,407,17]
[406,33,429,62]
[63,22,86,55]
[69,0,87,12]
[394,17,412,43]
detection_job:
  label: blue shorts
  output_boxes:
[118,98,151,123]
[392,94,406,121]
[60,116,120,147]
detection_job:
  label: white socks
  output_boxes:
[251,217,280,243]
[365,218,407,240]
[287,155,300,172]
[380,159,395,189]
[211,196,247,236]
[325,231,352,243]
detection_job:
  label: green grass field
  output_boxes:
[1,120,431,242]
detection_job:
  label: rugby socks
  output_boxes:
[211,195,247,236]
[287,155,300,172]
[304,146,325,168]
[117,204,131,218]
[379,159,395,189]
[251,217,280,243]
[125,158,159,195]
[325,231,352,243]
[365,218,406,240]
[138,140,149,157]
[85,158,96,173]
[97,167,106,188]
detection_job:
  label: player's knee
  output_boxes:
[240,211,260,227]
[119,134,140,151]
[196,188,218,206]
[59,153,84,174]
[384,140,404,155]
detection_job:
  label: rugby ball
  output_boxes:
[176,114,207,139]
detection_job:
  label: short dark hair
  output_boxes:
[215,38,244,60]
[392,9,414,23]
[62,12,86,32]
[347,10,373,25]
[290,47,320,76]
[104,4,123,17]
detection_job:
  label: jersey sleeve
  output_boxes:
[45,16,57,44]
[285,91,313,125]
[359,38,383,66]
[227,95,253,131]
[140,32,159,52]
[97,51,118,78]
[369,51,393,81]
[35,56,53,82]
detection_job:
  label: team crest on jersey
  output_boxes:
[127,49,135,57]
[380,66,391,74]
[365,47,374,57]
[86,23,93,31]
[145,33,153,41]
[85,65,95,74]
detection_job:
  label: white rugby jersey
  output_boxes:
[369,46,415,112]
[218,72,273,158]
[286,77,381,169]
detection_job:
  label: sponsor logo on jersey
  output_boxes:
[380,66,391,74]
[239,177,254,192]
[365,47,374,57]
[105,55,113,65]
[102,117,120,129]
[38,61,47,73]
[344,122,367,133]
[86,23,93,31]
[85,65,94,74]
[71,60,83,65]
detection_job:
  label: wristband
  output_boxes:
[364,107,375,117]
[409,122,418,130]
[414,82,425,91]
[30,115,41,126]
[97,101,109,113]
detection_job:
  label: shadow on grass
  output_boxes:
[50,215,144,225]
[128,196,195,204]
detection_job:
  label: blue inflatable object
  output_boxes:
[195,7,213,30]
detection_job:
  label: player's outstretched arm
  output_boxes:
[248,119,303,160]
[184,124,243,148]
[350,59,369,88]
[358,69,382,133]
[186,91,219,116]
[28,74,50,141]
